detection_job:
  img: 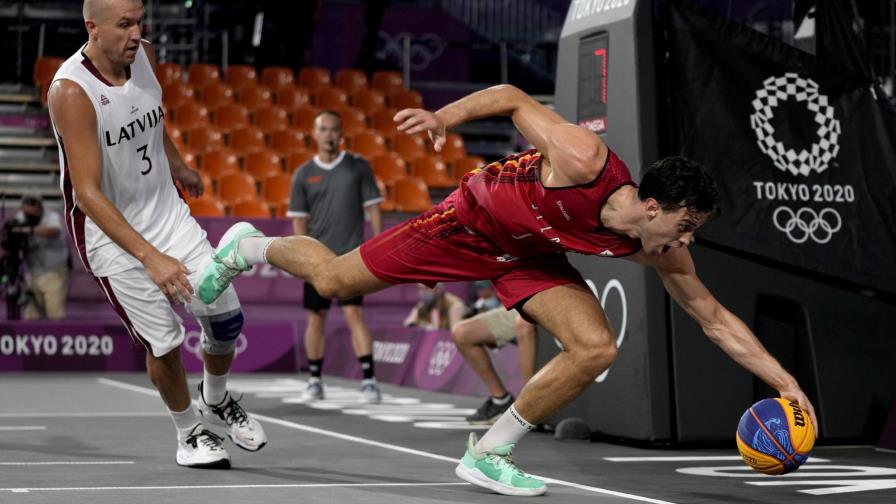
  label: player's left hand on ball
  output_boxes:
[778,388,819,438]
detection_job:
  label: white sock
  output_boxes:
[476,404,534,453]
[492,393,512,405]
[237,237,276,265]
[202,370,229,405]
[169,404,200,441]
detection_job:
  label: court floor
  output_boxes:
[1,373,894,504]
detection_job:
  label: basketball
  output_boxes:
[736,398,815,475]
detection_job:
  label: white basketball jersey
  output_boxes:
[51,42,206,276]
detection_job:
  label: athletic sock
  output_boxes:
[202,370,229,405]
[491,393,512,405]
[169,404,200,441]
[237,237,276,266]
[308,358,323,380]
[475,404,535,453]
[358,354,375,380]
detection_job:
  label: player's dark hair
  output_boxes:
[314,109,342,128]
[638,156,720,217]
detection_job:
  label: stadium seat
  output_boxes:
[199,82,235,108]
[298,67,332,91]
[188,195,226,217]
[439,132,467,162]
[291,106,320,132]
[314,86,349,109]
[263,173,293,208]
[197,171,214,196]
[187,126,225,152]
[375,177,396,212]
[200,149,240,178]
[336,106,367,135]
[335,68,368,95]
[390,89,424,109]
[228,126,267,154]
[214,103,251,131]
[173,102,211,129]
[187,63,221,88]
[275,85,312,111]
[155,62,183,87]
[33,56,64,86]
[179,148,200,170]
[450,155,487,182]
[269,128,308,153]
[166,125,186,151]
[392,134,426,162]
[370,108,399,134]
[352,88,387,116]
[261,66,294,90]
[233,199,272,218]
[287,150,314,172]
[371,70,404,97]
[162,81,195,109]
[371,152,407,186]
[218,173,259,205]
[349,130,386,159]
[224,64,257,89]
[245,150,284,179]
[411,156,455,188]
[392,176,432,213]
[236,84,274,110]
[253,106,290,133]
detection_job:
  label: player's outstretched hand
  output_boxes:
[394,108,446,152]
[779,387,819,438]
[143,251,194,304]
[173,164,204,198]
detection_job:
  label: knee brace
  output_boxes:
[198,309,244,355]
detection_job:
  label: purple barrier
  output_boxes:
[180,321,301,373]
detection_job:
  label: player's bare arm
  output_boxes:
[628,247,819,433]
[48,79,193,303]
[394,84,607,186]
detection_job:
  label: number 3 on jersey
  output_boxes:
[137,144,153,175]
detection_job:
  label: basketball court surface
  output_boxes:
[1,373,894,504]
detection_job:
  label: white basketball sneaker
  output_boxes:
[197,381,267,452]
[176,423,231,469]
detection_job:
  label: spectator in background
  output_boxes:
[14,196,70,320]
[403,283,466,330]
[288,110,385,404]
[465,280,502,318]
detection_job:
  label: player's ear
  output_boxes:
[645,198,660,219]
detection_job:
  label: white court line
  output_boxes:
[98,378,680,504]
[605,456,831,463]
[0,426,45,431]
[0,461,134,466]
[1,482,469,493]
[0,412,165,418]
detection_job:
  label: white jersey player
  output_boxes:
[48,0,267,468]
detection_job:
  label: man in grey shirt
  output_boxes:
[14,196,70,319]
[287,110,384,403]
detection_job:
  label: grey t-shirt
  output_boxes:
[287,151,383,254]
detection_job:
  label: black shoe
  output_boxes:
[466,394,514,424]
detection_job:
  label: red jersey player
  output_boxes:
[198,84,817,496]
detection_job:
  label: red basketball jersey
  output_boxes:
[454,148,642,259]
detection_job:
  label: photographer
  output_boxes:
[7,196,70,320]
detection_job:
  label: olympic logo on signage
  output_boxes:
[773,206,842,244]
[427,340,456,376]
[377,31,445,71]
[750,73,841,177]
[183,330,248,358]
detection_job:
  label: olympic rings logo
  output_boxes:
[377,31,446,71]
[772,206,842,244]
[427,340,457,376]
[183,329,248,358]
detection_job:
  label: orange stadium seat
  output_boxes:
[224,64,257,89]
[263,173,293,207]
[290,106,320,132]
[228,126,267,154]
[173,102,211,129]
[411,156,455,188]
[371,70,404,97]
[166,125,186,150]
[197,171,214,196]
[187,63,221,88]
[199,82,235,108]
[392,134,426,162]
[390,89,424,110]
[261,66,294,90]
[155,62,183,87]
[162,82,196,109]
[439,132,467,162]
[375,177,396,212]
[298,67,332,91]
[371,152,407,186]
[349,130,386,159]
[275,85,311,111]
[392,176,432,213]
[352,88,386,116]
[32,56,64,86]
[188,195,226,217]
[450,155,487,182]
[287,150,314,172]
[179,148,200,170]
[232,199,272,218]
[269,128,308,153]
[314,86,349,109]
[370,108,399,134]
[214,103,251,131]
[218,173,259,205]
[245,150,284,179]
[336,107,367,135]
[200,149,240,179]
[335,68,368,95]
[187,126,225,152]
[237,84,274,110]
[253,106,290,133]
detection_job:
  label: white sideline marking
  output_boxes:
[413,421,491,430]
[98,378,681,504]
[0,482,469,493]
[606,456,831,463]
[0,461,134,466]
[0,412,165,418]
[0,426,45,431]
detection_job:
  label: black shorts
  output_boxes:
[303,282,363,311]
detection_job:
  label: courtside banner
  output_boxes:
[666,0,896,294]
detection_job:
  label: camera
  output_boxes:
[1,216,31,319]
